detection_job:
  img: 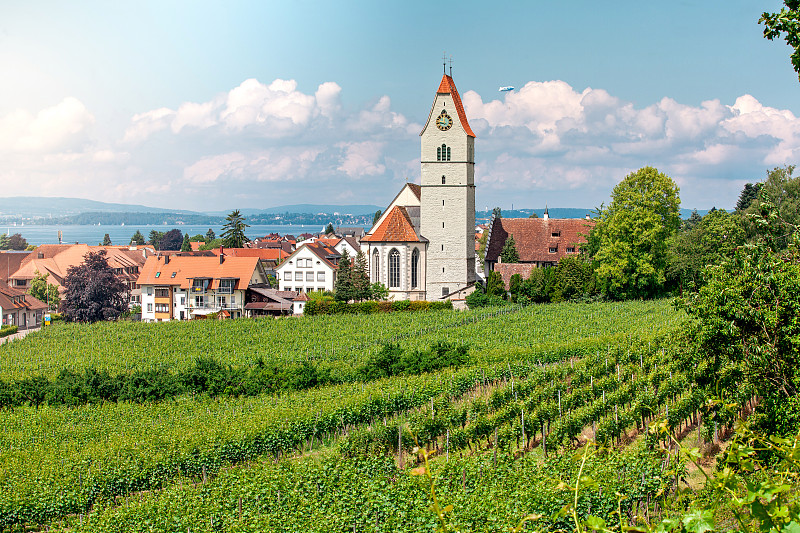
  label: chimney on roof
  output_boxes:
[585,214,591,220]
[219,246,225,264]
[165,255,170,265]
[37,252,44,259]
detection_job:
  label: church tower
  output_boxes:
[419,70,476,299]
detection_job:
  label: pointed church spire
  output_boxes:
[543,205,549,220]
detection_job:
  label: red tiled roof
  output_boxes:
[407,183,422,200]
[485,218,593,264]
[0,280,47,311]
[210,247,288,261]
[435,74,475,138]
[0,252,29,283]
[137,255,261,290]
[362,206,421,243]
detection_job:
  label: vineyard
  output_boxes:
[0,299,743,532]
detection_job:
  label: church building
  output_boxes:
[361,70,476,301]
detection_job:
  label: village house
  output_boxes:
[275,242,340,294]
[7,244,154,309]
[244,287,309,316]
[137,252,267,322]
[483,210,594,287]
[0,251,30,285]
[0,280,47,329]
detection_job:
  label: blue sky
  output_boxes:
[0,0,798,213]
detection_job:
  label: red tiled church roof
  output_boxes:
[485,218,593,264]
[362,206,421,243]
[436,74,475,138]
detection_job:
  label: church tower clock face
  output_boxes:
[436,110,453,131]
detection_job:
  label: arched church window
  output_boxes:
[372,249,380,282]
[411,248,419,288]
[388,249,400,288]
[437,146,441,161]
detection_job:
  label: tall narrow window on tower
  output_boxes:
[388,249,400,288]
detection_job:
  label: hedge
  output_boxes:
[0,325,18,338]
[305,299,453,316]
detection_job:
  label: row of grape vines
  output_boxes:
[0,300,682,380]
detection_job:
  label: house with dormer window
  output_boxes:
[137,252,267,322]
[275,242,340,294]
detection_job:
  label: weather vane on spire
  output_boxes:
[442,52,447,74]
[449,55,453,77]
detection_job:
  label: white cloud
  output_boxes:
[2,76,800,211]
[337,141,386,177]
[0,97,94,153]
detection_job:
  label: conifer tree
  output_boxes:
[500,234,520,263]
[181,233,191,252]
[334,249,354,302]
[352,250,371,301]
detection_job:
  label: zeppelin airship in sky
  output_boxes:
[498,86,514,92]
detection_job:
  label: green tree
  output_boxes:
[28,270,60,311]
[372,210,382,226]
[500,234,520,263]
[492,206,502,220]
[760,1,800,82]
[148,230,164,250]
[181,233,191,252]
[324,223,334,236]
[528,212,539,218]
[744,165,799,249]
[682,207,800,435]
[221,210,250,248]
[477,231,488,267]
[550,256,593,302]
[736,182,762,212]
[352,250,371,301]
[0,234,8,250]
[591,166,681,299]
[199,238,223,251]
[682,209,703,231]
[205,228,216,242]
[101,233,112,246]
[519,266,556,303]
[130,230,145,246]
[486,270,506,297]
[666,209,746,292]
[369,282,389,301]
[334,249,353,302]
[508,273,524,301]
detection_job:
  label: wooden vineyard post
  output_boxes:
[521,408,526,450]
[493,428,498,467]
[446,429,450,461]
[398,425,403,469]
[558,390,562,419]
[238,497,242,520]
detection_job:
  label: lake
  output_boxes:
[2,224,359,247]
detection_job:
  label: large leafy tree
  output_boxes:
[28,270,60,311]
[205,228,216,242]
[736,183,762,212]
[591,166,680,299]
[159,229,184,251]
[62,251,129,323]
[5,233,28,251]
[666,209,746,293]
[743,165,799,249]
[760,1,800,82]
[221,210,250,248]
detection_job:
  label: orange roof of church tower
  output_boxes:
[435,74,475,138]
